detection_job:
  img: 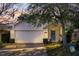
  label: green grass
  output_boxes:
[46,43,78,56]
[46,43,66,56]
[0,43,4,48]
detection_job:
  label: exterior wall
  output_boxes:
[14,30,47,43]
[13,22,48,43]
[72,29,79,41]
[10,30,15,39]
[59,25,63,42]
[48,24,62,42]
[43,29,48,39]
[12,22,62,43]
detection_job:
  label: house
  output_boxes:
[0,19,63,44]
[0,22,63,44]
[71,29,79,41]
[9,22,63,44]
[0,11,63,44]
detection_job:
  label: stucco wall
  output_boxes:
[48,24,62,42]
[10,30,15,39]
[11,22,62,43]
[13,22,48,43]
[14,30,48,43]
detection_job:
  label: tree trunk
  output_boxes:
[62,26,67,46]
[62,25,71,55]
[0,33,2,43]
[0,33,3,48]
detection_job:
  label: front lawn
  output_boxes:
[46,43,79,56]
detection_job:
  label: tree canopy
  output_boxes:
[18,3,77,28]
[0,3,22,29]
[18,3,79,44]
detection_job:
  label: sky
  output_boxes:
[0,3,30,25]
[13,3,30,11]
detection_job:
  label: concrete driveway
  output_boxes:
[0,44,47,56]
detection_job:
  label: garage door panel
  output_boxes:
[15,30,44,43]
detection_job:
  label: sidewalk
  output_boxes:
[0,46,47,56]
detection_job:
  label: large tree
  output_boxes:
[18,3,79,45]
[0,3,17,16]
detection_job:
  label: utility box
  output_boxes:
[69,44,76,53]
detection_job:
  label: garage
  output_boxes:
[15,30,44,43]
[12,22,48,43]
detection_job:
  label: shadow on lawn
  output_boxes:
[46,45,67,56]
[46,44,79,56]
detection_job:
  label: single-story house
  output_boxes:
[0,23,63,44]
[0,11,63,44]
[0,22,62,44]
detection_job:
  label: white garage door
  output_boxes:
[15,30,44,43]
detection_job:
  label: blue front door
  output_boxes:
[51,31,56,42]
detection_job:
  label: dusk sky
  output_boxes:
[0,3,30,24]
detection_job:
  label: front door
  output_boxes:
[50,31,56,42]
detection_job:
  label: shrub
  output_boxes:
[43,38,48,44]
[0,42,4,48]
[10,39,15,43]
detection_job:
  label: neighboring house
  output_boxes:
[72,29,79,41]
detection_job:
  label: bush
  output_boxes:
[10,39,15,43]
[43,38,48,44]
[75,40,79,50]
[0,42,4,48]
